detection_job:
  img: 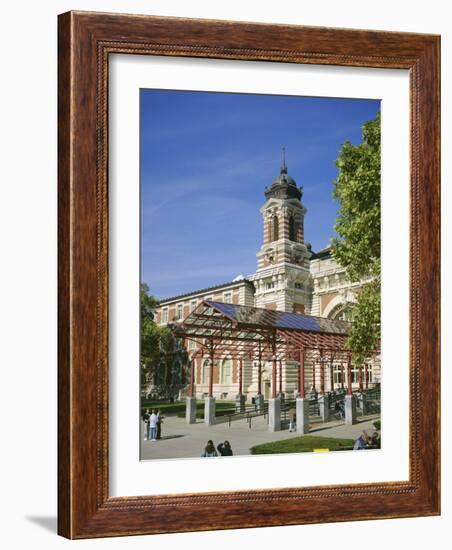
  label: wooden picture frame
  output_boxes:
[58,11,440,539]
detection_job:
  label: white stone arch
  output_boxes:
[322,291,357,319]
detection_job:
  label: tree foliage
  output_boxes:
[332,112,381,281]
[140,283,174,384]
[346,279,380,364]
[332,113,381,365]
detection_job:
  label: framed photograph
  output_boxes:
[58,11,440,538]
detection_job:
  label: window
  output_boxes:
[223,291,232,303]
[205,296,214,314]
[272,215,279,241]
[289,215,296,241]
[333,365,343,385]
[294,282,303,290]
[190,299,197,312]
[162,308,168,324]
[220,359,232,385]
[328,303,353,321]
[188,339,196,351]
[266,281,275,290]
[175,304,183,320]
[201,359,210,385]
[366,364,373,383]
[351,367,359,384]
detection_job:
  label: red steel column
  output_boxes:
[278,359,283,395]
[257,345,262,395]
[298,348,305,398]
[340,363,345,389]
[272,355,277,399]
[188,356,195,398]
[239,357,243,396]
[347,353,353,396]
[320,351,325,396]
[208,348,214,398]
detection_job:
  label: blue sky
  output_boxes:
[140,90,380,300]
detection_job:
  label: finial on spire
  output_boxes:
[281,147,287,173]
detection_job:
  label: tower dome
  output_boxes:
[264,148,302,201]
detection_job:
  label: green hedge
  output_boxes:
[250,435,355,455]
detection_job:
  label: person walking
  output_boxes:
[142,408,150,441]
[149,409,158,442]
[201,440,218,457]
[217,440,233,456]
[156,409,163,440]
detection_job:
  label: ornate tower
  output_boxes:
[250,150,312,313]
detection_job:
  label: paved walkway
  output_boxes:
[141,413,380,461]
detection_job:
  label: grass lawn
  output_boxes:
[250,435,355,455]
[141,399,236,417]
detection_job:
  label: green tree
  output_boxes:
[140,284,174,385]
[332,112,381,365]
[140,283,185,398]
[141,282,159,321]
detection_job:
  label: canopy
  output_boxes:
[171,300,352,362]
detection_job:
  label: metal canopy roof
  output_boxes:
[171,300,353,362]
[208,301,351,335]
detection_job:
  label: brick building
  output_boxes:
[152,157,380,400]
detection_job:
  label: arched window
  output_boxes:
[289,215,296,241]
[272,216,279,241]
[328,303,353,321]
[201,359,210,385]
[220,358,232,385]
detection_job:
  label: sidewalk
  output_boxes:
[141,412,380,460]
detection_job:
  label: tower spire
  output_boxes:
[281,147,287,174]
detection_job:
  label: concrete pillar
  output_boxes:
[268,397,281,432]
[204,397,216,426]
[185,396,197,424]
[236,393,246,413]
[318,394,330,423]
[344,394,357,425]
[296,397,310,434]
[254,393,265,412]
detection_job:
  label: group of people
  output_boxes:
[353,429,381,450]
[201,440,234,457]
[142,408,164,442]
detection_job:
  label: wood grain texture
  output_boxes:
[57,11,440,539]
